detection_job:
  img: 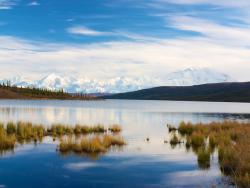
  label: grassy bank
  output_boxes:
[172,121,250,187]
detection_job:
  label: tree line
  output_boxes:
[0,80,96,100]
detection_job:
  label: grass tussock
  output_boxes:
[59,134,126,154]
[175,121,250,187]
[108,124,122,133]
[102,134,126,147]
[167,124,177,132]
[0,121,124,152]
[47,123,122,136]
[190,132,205,148]
[170,133,181,146]
[0,124,16,151]
[178,121,195,135]
[13,122,45,142]
[197,148,211,169]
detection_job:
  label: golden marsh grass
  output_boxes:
[59,134,126,154]
[175,121,250,187]
[0,121,125,153]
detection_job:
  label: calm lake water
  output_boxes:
[1,99,250,188]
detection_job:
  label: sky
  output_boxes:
[0,0,250,81]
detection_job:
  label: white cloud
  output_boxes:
[168,16,250,46]
[154,0,250,8]
[67,26,109,36]
[64,162,103,171]
[0,33,250,82]
[0,0,16,9]
[27,1,40,6]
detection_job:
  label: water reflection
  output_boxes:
[0,100,249,123]
[0,100,249,187]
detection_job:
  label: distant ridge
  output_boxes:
[103,82,250,103]
[0,83,96,100]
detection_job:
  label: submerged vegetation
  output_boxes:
[0,122,125,156]
[171,121,250,187]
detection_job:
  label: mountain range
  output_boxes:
[0,68,235,93]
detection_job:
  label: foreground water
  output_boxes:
[1,99,250,188]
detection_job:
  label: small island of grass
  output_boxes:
[0,121,125,156]
[169,121,250,187]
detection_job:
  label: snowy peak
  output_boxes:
[164,68,235,86]
[36,74,73,89]
[0,68,236,93]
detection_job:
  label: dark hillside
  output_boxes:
[103,82,250,102]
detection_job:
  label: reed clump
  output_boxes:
[48,124,74,137]
[167,124,177,132]
[197,148,210,169]
[102,134,125,147]
[175,121,250,187]
[47,124,107,137]
[170,133,181,146]
[178,122,195,135]
[0,121,124,152]
[80,137,106,153]
[15,122,45,142]
[208,133,218,149]
[6,122,16,135]
[59,136,74,153]
[185,136,191,149]
[91,124,105,133]
[0,124,16,150]
[190,132,205,148]
[59,134,126,154]
[108,124,122,133]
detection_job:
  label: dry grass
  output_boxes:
[47,123,122,136]
[59,134,126,154]
[167,124,178,133]
[102,134,126,147]
[0,124,16,151]
[178,121,195,135]
[197,148,211,169]
[170,133,181,146]
[190,132,205,148]
[80,136,106,153]
[176,121,250,187]
[108,124,122,133]
[16,122,45,142]
[6,122,16,135]
[0,121,124,152]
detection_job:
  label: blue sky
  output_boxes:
[0,0,250,81]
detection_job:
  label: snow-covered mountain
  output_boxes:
[0,68,235,93]
[163,68,235,86]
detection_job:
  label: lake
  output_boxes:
[1,99,250,188]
